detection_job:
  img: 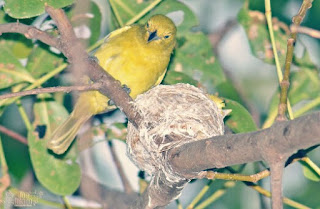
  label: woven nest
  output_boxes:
[127,83,225,181]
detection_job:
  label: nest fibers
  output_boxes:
[127,83,225,182]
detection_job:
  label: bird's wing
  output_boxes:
[104,25,132,43]
[154,68,167,86]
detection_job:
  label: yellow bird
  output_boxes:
[47,15,177,154]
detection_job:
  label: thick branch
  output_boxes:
[80,174,138,209]
[0,23,61,52]
[169,112,320,175]
[132,112,319,208]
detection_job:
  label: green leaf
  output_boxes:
[4,0,74,19]
[0,9,34,58]
[168,32,226,93]
[28,95,80,196]
[0,103,32,181]
[289,68,320,104]
[163,70,199,87]
[0,47,35,89]
[293,49,317,68]
[263,90,279,128]
[238,7,288,65]
[224,99,257,133]
[109,0,157,26]
[67,1,102,46]
[104,123,127,141]
[26,44,64,78]
[216,80,242,104]
[300,161,320,182]
[264,66,320,126]
[152,0,241,101]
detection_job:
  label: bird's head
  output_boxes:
[144,14,177,50]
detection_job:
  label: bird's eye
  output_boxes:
[146,22,150,28]
[164,35,170,39]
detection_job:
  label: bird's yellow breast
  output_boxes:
[88,25,171,113]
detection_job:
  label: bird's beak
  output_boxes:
[147,30,160,43]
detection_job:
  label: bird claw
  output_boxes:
[107,85,131,106]
[88,55,99,64]
[122,84,131,94]
[108,99,115,106]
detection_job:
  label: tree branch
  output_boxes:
[108,141,134,194]
[45,6,142,127]
[130,112,320,208]
[0,84,101,100]
[0,125,28,145]
[276,0,313,121]
[169,112,319,173]
[290,25,320,39]
[0,23,62,52]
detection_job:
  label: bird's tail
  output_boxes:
[47,98,93,155]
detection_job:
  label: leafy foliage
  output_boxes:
[0,0,319,208]
[29,95,81,195]
[4,0,74,19]
[238,7,288,65]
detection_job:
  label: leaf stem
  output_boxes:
[0,125,28,145]
[109,0,124,27]
[63,196,73,209]
[125,0,163,25]
[293,97,320,117]
[187,180,213,209]
[0,84,101,100]
[194,181,236,209]
[264,0,294,122]
[16,100,32,131]
[301,157,320,176]
[0,63,67,107]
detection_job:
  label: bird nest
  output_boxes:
[127,83,225,182]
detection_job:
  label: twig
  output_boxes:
[0,64,67,114]
[108,141,134,194]
[0,23,62,52]
[226,167,310,209]
[0,125,28,145]
[0,84,101,100]
[194,181,236,209]
[247,183,311,209]
[16,100,32,130]
[187,180,213,209]
[276,0,313,121]
[205,169,270,183]
[265,0,294,124]
[290,25,320,39]
[63,196,73,209]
